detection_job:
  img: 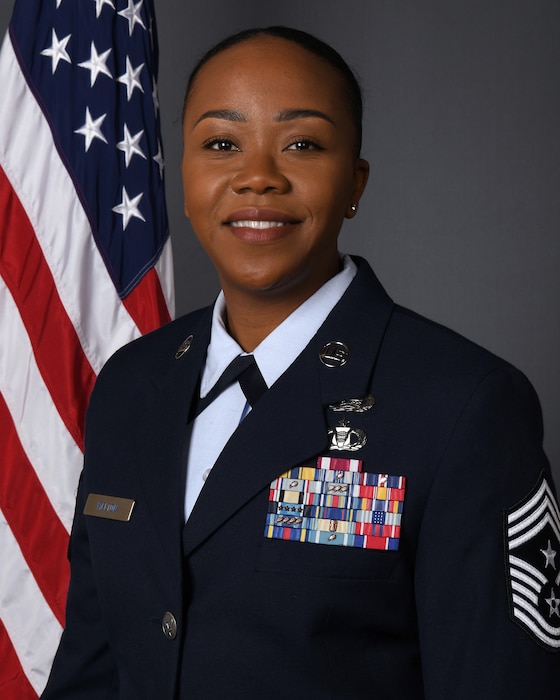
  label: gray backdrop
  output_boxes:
[2,1,559,485]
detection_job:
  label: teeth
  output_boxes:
[230,220,287,229]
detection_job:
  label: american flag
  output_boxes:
[0,1,174,696]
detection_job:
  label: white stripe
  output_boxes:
[0,277,82,532]
[508,492,547,537]
[508,477,560,529]
[512,593,560,638]
[510,566,544,594]
[509,555,548,585]
[509,510,560,550]
[0,510,63,696]
[155,237,175,319]
[0,36,141,374]
[508,479,548,525]
[508,488,560,538]
[511,579,540,605]
[513,609,560,649]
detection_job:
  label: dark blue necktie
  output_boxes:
[192,354,267,419]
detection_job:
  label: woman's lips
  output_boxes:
[230,220,288,229]
[225,209,300,241]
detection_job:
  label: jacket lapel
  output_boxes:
[183,259,395,557]
[133,309,212,562]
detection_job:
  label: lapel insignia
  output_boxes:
[265,456,406,550]
[328,419,367,451]
[505,473,560,651]
[329,395,375,413]
[175,334,193,359]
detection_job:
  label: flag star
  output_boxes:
[113,187,146,230]
[153,142,164,178]
[74,107,108,152]
[118,0,146,36]
[78,42,112,87]
[56,0,63,7]
[117,125,146,167]
[545,588,560,618]
[118,57,145,101]
[40,29,71,74]
[541,540,557,570]
[94,0,115,18]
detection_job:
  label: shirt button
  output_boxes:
[162,611,177,640]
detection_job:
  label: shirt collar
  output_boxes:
[200,255,357,397]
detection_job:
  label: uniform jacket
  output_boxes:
[42,258,560,699]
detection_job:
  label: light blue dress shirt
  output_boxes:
[184,255,357,520]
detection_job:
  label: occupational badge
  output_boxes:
[328,420,367,451]
[505,472,560,651]
[265,456,406,550]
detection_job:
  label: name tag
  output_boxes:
[84,493,135,522]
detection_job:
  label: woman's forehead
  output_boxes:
[188,36,346,105]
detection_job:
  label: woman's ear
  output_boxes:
[346,157,369,218]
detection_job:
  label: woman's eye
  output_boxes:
[286,140,323,151]
[204,139,239,151]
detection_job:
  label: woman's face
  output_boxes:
[181,36,369,305]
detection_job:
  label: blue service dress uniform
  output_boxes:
[41,257,560,699]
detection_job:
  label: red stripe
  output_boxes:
[0,621,38,700]
[0,166,96,451]
[0,394,69,625]
[122,265,171,335]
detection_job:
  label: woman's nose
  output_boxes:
[231,151,290,194]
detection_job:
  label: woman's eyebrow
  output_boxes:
[193,108,335,126]
[274,109,335,125]
[194,109,246,125]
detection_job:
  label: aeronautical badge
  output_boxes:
[505,472,560,651]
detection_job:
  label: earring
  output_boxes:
[350,204,357,213]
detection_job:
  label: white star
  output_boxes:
[118,0,146,36]
[545,588,560,618]
[56,0,63,7]
[112,187,146,230]
[74,107,108,152]
[118,56,144,101]
[117,125,146,167]
[78,42,112,87]
[153,142,164,178]
[93,0,115,18]
[541,540,557,570]
[40,29,71,74]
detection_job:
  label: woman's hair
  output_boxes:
[183,26,364,156]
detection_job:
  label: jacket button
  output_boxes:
[162,611,177,640]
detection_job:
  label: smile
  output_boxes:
[229,220,289,229]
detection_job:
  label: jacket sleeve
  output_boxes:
[40,472,118,699]
[414,364,559,698]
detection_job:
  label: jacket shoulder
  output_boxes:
[104,306,210,374]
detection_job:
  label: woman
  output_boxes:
[42,27,559,699]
